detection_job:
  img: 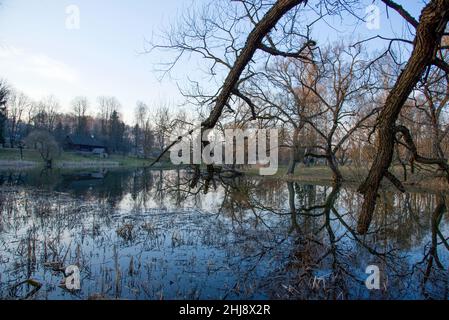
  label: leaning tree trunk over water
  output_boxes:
[150,0,306,169]
[199,0,304,182]
[357,0,449,234]
[201,0,305,131]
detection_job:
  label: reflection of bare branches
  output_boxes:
[1,169,448,299]
[414,193,448,298]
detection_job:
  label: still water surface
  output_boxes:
[0,168,448,300]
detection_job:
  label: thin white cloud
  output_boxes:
[0,45,80,84]
[25,54,79,83]
[0,46,24,59]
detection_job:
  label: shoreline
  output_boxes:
[1,158,448,194]
[243,165,449,194]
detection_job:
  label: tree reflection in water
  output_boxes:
[0,168,447,300]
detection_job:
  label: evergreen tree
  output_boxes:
[109,110,125,153]
[0,81,10,145]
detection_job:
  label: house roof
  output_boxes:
[67,135,106,148]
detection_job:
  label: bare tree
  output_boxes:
[169,0,448,226]
[148,0,316,166]
[24,130,59,169]
[71,96,89,135]
[243,42,380,181]
[284,44,379,183]
[357,0,449,234]
[97,96,121,137]
[0,80,10,145]
[154,105,171,153]
[242,55,318,175]
[134,101,156,158]
[32,96,60,132]
[6,90,31,148]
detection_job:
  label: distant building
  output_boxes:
[64,135,107,154]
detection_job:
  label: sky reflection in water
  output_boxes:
[0,168,448,300]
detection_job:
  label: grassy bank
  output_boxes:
[2,148,446,192]
[244,164,449,193]
[0,148,159,169]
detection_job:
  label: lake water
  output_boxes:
[0,168,448,300]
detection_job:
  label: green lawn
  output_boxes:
[243,163,448,192]
[0,148,43,162]
[0,148,154,168]
[2,148,446,191]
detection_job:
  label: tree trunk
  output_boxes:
[287,127,303,175]
[425,193,447,279]
[431,123,444,159]
[287,156,297,175]
[328,152,343,185]
[202,0,304,131]
[287,182,300,233]
[357,0,449,234]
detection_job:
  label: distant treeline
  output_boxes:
[0,88,184,158]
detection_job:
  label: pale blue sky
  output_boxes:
[0,0,426,124]
[0,0,203,123]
